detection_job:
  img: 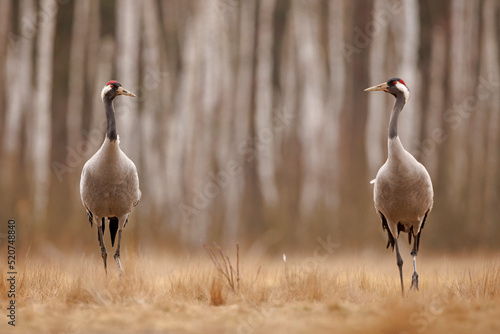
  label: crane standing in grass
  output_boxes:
[365,78,433,295]
[80,81,141,275]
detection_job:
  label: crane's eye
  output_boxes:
[392,81,397,86]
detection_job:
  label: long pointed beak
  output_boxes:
[117,86,136,97]
[364,82,389,92]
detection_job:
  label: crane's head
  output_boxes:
[364,78,410,101]
[101,80,136,101]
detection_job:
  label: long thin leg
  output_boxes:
[113,215,127,276]
[114,229,123,275]
[97,218,108,275]
[409,234,419,291]
[394,238,404,296]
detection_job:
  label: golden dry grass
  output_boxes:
[1,249,500,334]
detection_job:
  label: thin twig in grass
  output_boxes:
[237,243,240,290]
[203,243,240,292]
[251,265,262,286]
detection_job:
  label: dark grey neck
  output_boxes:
[104,97,118,141]
[388,93,407,139]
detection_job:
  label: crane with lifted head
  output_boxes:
[80,81,141,275]
[365,78,433,295]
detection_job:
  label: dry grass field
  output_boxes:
[1,247,499,334]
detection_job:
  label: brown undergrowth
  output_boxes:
[0,250,499,333]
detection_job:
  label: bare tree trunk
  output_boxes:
[141,0,164,216]
[116,0,141,162]
[421,27,446,248]
[292,0,327,216]
[255,0,279,207]
[66,0,90,150]
[86,0,101,96]
[213,0,240,244]
[432,0,455,247]
[366,0,391,178]
[479,0,500,243]
[338,0,374,243]
[424,29,446,177]
[84,0,101,136]
[219,0,257,240]
[0,0,11,141]
[3,0,34,184]
[189,0,224,243]
[326,0,345,237]
[394,0,421,153]
[32,0,58,220]
[229,0,265,239]
[167,5,204,243]
[415,0,435,164]
[446,0,479,222]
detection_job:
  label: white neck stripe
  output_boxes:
[101,85,112,101]
[395,81,410,102]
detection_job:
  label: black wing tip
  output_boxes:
[379,211,395,251]
[87,210,94,227]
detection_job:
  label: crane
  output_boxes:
[365,78,433,294]
[80,80,141,275]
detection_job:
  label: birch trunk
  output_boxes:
[0,0,11,139]
[326,0,345,232]
[479,0,500,242]
[255,0,279,206]
[66,0,90,150]
[167,7,199,240]
[2,0,34,184]
[292,0,326,214]
[141,0,164,213]
[394,0,420,153]
[116,0,141,162]
[366,0,390,178]
[32,0,58,219]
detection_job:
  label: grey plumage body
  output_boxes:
[81,139,141,219]
[374,137,433,237]
[366,78,433,294]
[79,81,140,274]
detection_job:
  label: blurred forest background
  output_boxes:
[0,0,499,254]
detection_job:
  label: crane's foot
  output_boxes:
[409,272,419,291]
[114,251,123,276]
